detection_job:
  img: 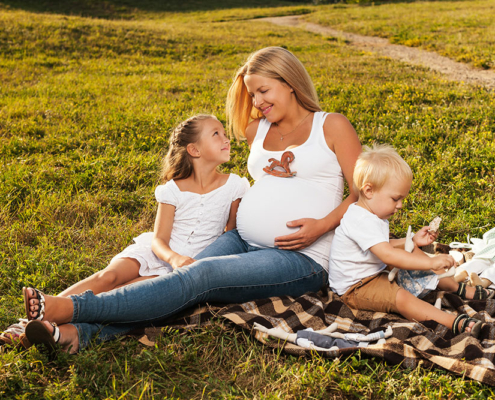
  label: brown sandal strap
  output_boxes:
[474,285,485,300]
[456,282,467,299]
[452,313,468,335]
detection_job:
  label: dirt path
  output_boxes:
[258,15,495,90]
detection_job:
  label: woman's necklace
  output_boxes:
[275,112,311,141]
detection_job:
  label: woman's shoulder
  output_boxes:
[321,112,361,157]
[322,112,353,131]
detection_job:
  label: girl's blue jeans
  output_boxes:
[70,230,328,350]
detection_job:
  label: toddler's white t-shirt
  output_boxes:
[328,203,389,295]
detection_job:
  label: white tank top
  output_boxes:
[236,112,344,270]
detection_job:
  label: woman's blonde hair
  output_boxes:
[160,114,216,182]
[353,144,413,195]
[226,47,322,140]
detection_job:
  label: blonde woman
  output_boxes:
[23,47,361,354]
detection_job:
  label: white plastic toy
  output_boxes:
[388,221,454,283]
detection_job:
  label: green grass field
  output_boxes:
[1,0,495,398]
[307,0,495,69]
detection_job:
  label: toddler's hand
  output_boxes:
[412,226,438,247]
[172,255,196,269]
[430,254,455,272]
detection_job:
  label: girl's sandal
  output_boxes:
[22,287,46,321]
[452,314,482,338]
[25,320,60,357]
[0,320,32,349]
[473,285,495,300]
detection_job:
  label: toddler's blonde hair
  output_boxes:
[353,144,412,195]
[226,47,322,140]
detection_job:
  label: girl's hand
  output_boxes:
[412,226,438,247]
[274,218,325,250]
[430,254,455,272]
[171,255,196,269]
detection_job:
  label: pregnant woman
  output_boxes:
[23,47,362,353]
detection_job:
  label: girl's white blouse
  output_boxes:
[112,174,250,276]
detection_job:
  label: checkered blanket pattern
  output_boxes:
[143,288,495,386]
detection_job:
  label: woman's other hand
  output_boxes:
[274,218,326,250]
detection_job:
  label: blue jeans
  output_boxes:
[70,230,328,349]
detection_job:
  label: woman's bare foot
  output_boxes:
[24,288,74,324]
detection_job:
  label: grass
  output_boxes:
[306,0,495,69]
[1,0,495,397]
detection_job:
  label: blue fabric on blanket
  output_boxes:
[296,330,359,349]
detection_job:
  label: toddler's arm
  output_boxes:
[371,241,454,271]
[151,203,196,269]
[225,199,242,232]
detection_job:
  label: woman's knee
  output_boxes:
[183,258,219,281]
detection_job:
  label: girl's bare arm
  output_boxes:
[151,203,195,269]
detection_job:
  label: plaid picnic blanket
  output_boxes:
[141,288,495,386]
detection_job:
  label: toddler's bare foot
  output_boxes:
[23,287,73,324]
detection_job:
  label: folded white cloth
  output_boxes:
[471,227,495,261]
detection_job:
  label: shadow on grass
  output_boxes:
[0,0,477,19]
[0,0,309,19]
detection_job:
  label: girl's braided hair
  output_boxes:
[160,114,216,183]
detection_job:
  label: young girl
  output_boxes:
[329,144,493,338]
[24,114,250,312]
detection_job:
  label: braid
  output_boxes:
[160,114,216,183]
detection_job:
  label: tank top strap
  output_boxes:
[307,111,330,146]
[251,118,271,146]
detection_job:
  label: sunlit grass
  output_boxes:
[1,1,495,397]
[306,0,495,69]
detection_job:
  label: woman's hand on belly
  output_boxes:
[274,218,327,250]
